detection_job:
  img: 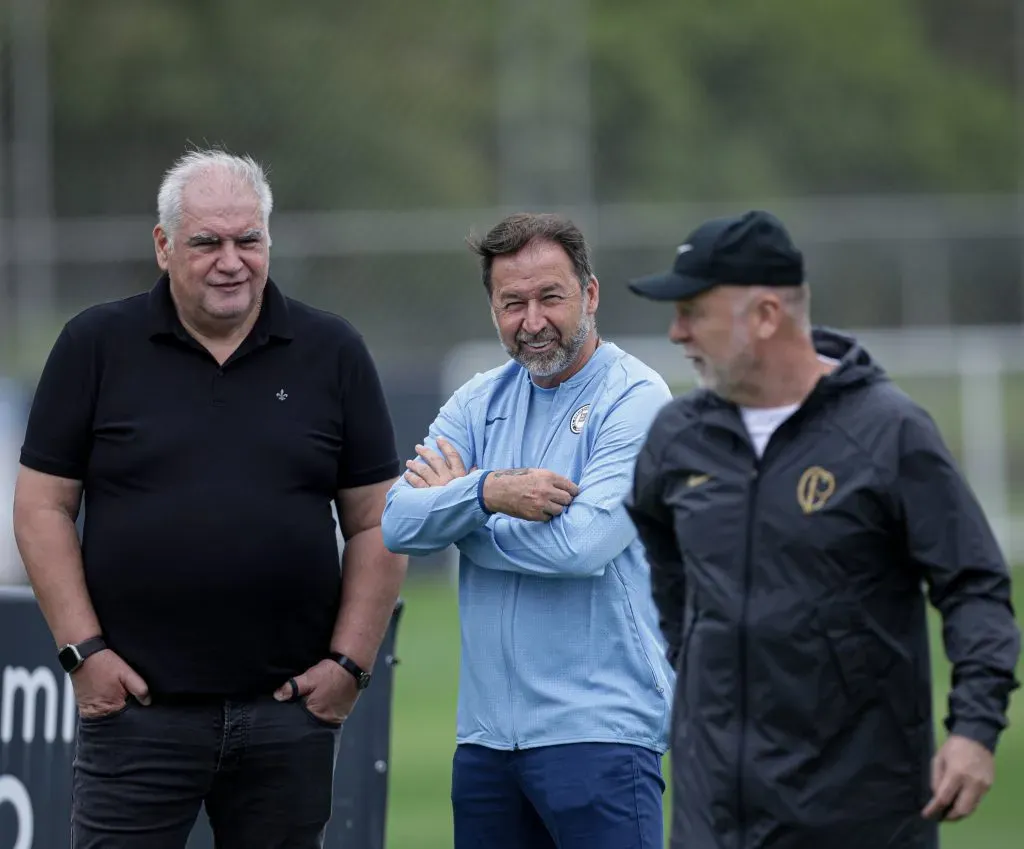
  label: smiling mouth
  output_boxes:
[522,339,555,351]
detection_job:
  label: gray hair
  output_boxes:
[157,149,273,242]
[776,284,811,332]
[735,284,811,333]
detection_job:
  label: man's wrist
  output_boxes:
[57,634,107,674]
[476,470,494,515]
[328,651,373,690]
[947,718,1003,754]
[54,619,105,649]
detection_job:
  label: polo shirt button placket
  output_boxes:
[212,368,226,407]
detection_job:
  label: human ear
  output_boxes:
[755,295,782,340]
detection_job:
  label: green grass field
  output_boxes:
[384,575,1024,849]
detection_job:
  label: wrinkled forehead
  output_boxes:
[180,171,263,225]
[491,242,581,301]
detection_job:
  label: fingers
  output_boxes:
[407,456,441,486]
[947,779,986,821]
[121,667,151,706]
[537,494,572,521]
[922,739,996,822]
[931,749,945,795]
[406,443,453,486]
[405,459,440,486]
[549,489,573,507]
[435,438,467,475]
[923,769,987,822]
[404,440,470,487]
[414,443,448,474]
[403,467,429,488]
[549,474,581,497]
[922,770,960,820]
[274,672,312,702]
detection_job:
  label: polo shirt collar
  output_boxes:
[147,272,294,343]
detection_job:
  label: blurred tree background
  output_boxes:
[48,0,1017,210]
[0,0,1018,467]
[0,0,1012,370]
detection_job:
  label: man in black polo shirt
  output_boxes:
[12,149,408,848]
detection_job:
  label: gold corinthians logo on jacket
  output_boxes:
[797,466,836,514]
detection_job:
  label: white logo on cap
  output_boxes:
[676,244,693,255]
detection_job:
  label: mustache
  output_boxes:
[517,331,558,344]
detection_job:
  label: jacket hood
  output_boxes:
[812,325,888,395]
[694,325,888,414]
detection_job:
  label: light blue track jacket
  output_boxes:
[382,342,675,753]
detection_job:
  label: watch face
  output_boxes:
[58,645,82,672]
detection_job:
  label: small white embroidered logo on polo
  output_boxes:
[569,404,590,434]
[276,389,288,401]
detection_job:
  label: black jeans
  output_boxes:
[71,694,343,849]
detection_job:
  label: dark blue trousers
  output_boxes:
[451,742,665,849]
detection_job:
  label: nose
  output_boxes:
[669,313,691,345]
[216,240,243,274]
[521,300,548,336]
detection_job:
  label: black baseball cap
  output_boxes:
[628,209,804,301]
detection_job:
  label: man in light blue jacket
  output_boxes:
[381,212,675,849]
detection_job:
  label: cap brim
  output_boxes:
[627,271,715,301]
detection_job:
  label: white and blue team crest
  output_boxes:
[569,404,590,434]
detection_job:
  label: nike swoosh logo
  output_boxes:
[687,473,711,488]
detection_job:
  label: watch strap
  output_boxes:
[329,652,371,689]
[58,635,107,673]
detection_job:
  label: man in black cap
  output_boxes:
[624,209,1020,849]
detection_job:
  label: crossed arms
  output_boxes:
[381,383,668,578]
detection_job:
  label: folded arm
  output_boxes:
[458,382,669,579]
[381,394,490,555]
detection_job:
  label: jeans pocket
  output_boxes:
[79,698,132,725]
[298,697,344,730]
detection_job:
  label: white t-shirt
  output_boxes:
[740,403,800,457]
[739,355,839,457]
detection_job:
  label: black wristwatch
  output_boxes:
[57,636,107,674]
[329,652,372,690]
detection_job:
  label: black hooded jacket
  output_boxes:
[626,327,1020,849]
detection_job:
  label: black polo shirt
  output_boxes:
[20,274,400,698]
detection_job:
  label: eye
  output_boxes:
[543,295,562,303]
